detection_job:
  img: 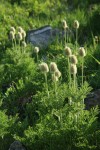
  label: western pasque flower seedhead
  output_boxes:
[9,31,15,40]
[70,55,78,64]
[22,30,26,38]
[50,62,58,73]
[55,69,61,78]
[70,64,77,75]
[39,62,49,73]
[73,20,79,29]
[94,36,99,43]
[79,47,86,57]
[18,26,23,33]
[65,46,72,56]
[34,47,39,54]
[52,74,58,82]
[10,27,16,33]
[22,41,27,47]
[16,32,22,41]
[62,20,68,29]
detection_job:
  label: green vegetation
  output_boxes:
[0,0,100,150]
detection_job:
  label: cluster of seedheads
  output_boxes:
[9,26,26,48]
[63,20,86,87]
[62,19,79,52]
[35,20,86,97]
[9,21,86,98]
[39,61,61,97]
[64,46,86,87]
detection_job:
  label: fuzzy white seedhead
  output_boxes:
[55,69,61,78]
[39,62,49,73]
[22,41,27,47]
[79,47,86,57]
[34,47,39,53]
[70,55,78,65]
[73,20,79,29]
[65,46,72,56]
[21,30,26,38]
[50,62,58,73]
[17,26,23,33]
[62,20,68,29]
[52,74,58,82]
[16,32,22,41]
[70,64,77,75]
[10,27,16,33]
[9,31,15,40]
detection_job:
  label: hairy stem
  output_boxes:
[75,28,78,54]
[68,57,71,87]
[36,53,38,63]
[44,73,49,97]
[64,28,66,47]
[82,58,84,86]
[73,73,76,89]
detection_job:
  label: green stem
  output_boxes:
[60,111,62,127]
[52,73,57,99]
[36,53,38,63]
[73,73,76,89]
[18,40,20,50]
[54,80,57,98]
[75,28,78,54]
[67,29,68,43]
[24,37,25,42]
[44,73,49,97]
[64,28,66,47]
[68,57,71,87]
[22,47,24,53]
[14,39,16,50]
[12,39,14,49]
[82,99,84,108]
[82,58,84,86]
[69,97,72,105]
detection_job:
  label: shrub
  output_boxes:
[12,82,100,150]
[0,97,18,150]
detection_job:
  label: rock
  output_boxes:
[27,25,60,48]
[9,141,26,150]
[27,25,73,49]
[85,89,100,110]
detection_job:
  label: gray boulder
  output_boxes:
[85,89,100,109]
[9,141,26,150]
[27,25,73,49]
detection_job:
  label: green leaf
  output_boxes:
[89,54,100,65]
